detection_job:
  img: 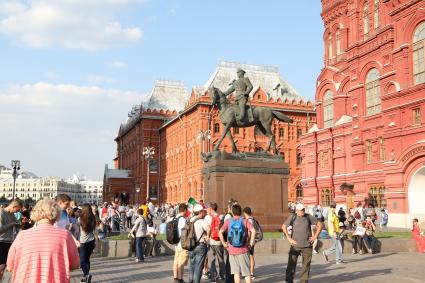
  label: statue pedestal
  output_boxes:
[202,151,289,231]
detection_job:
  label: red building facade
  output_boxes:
[109,62,316,205]
[300,0,425,227]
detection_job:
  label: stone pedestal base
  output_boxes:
[202,151,289,231]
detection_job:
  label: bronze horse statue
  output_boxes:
[208,86,293,154]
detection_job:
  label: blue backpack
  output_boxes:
[228,218,247,247]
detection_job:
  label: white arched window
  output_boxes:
[374,0,380,29]
[364,2,369,35]
[413,21,425,85]
[323,90,334,128]
[366,68,381,116]
[336,30,341,55]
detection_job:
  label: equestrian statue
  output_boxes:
[208,68,293,155]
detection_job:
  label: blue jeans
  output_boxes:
[189,244,208,283]
[324,235,342,262]
[80,240,95,276]
[363,235,376,252]
[135,237,146,261]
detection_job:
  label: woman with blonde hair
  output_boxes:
[7,198,79,283]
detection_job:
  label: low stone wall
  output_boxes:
[99,238,417,258]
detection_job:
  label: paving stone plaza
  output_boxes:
[54,253,423,283]
[5,252,419,283]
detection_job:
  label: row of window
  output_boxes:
[319,186,386,208]
[214,123,304,140]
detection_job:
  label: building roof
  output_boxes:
[142,80,189,112]
[104,165,131,179]
[203,60,303,102]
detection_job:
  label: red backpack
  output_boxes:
[210,214,221,241]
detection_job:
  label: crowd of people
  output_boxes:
[0,195,423,283]
[167,199,262,283]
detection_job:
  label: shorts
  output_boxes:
[174,246,189,267]
[249,246,255,255]
[0,242,12,265]
[229,252,250,277]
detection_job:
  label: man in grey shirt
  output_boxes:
[0,199,23,281]
[282,203,322,283]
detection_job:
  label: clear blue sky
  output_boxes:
[0,0,324,179]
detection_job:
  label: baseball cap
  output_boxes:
[295,203,305,211]
[193,203,205,213]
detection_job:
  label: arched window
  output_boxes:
[336,30,341,55]
[364,2,369,35]
[328,34,333,62]
[365,68,381,115]
[413,21,425,85]
[323,90,334,128]
[374,0,380,30]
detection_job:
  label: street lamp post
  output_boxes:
[142,147,155,200]
[136,187,140,206]
[11,160,20,200]
[196,130,211,153]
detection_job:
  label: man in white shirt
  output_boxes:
[173,204,189,283]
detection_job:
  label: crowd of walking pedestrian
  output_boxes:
[0,195,423,283]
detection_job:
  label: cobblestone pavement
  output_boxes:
[3,252,425,282]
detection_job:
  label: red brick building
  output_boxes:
[300,0,425,227]
[108,61,316,205]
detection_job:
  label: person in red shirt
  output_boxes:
[412,218,425,253]
[219,204,256,283]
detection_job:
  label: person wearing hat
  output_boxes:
[223,68,253,123]
[323,202,344,264]
[282,203,322,283]
[188,203,210,283]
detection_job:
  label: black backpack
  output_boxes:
[251,218,263,242]
[166,216,184,245]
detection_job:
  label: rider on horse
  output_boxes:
[223,68,253,123]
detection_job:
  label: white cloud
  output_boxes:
[0,1,26,16]
[87,74,115,85]
[110,61,128,69]
[0,82,146,179]
[0,0,143,51]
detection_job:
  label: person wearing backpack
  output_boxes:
[205,202,225,283]
[242,207,262,280]
[172,204,189,283]
[223,201,235,283]
[186,203,210,283]
[219,204,256,283]
[282,203,322,283]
